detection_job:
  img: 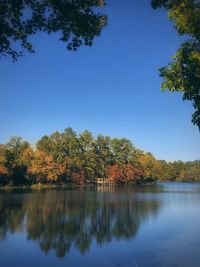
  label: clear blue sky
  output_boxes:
[0,0,199,162]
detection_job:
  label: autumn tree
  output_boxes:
[151,0,200,129]
[107,164,125,184]
[0,128,199,185]
[107,163,143,184]
[71,171,86,185]
[138,152,159,182]
[177,160,200,182]
[155,160,170,181]
[0,0,107,61]
[124,164,143,184]
[28,150,65,183]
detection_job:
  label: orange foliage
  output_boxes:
[0,146,9,177]
[0,165,8,176]
[21,147,34,164]
[28,150,65,182]
[138,154,158,179]
[71,171,86,185]
[107,164,143,184]
[125,164,143,183]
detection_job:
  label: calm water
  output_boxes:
[0,183,200,267]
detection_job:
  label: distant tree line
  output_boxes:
[0,127,199,186]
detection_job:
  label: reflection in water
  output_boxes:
[0,186,161,258]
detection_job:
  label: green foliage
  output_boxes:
[151,0,200,129]
[0,0,107,61]
[176,160,200,182]
[159,40,200,128]
[0,128,199,186]
[94,135,112,177]
[4,137,31,185]
[157,160,200,182]
[110,138,134,165]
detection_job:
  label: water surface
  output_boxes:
[0,183,200,267]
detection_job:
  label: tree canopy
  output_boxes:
[0,0,107,60]
[0,127,199,186]
[151,0,200,129]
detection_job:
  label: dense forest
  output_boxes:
[0,128,199,186]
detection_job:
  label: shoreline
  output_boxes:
[0,181,157,191]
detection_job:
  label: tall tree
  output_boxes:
[78,130,97,181]
[5,136,30,184]
[138,152,159,181]
[151,0,200,129]
[94,135,112,177]
[0,0,107,61]
[110,138,134,165]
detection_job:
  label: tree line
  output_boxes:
[0,127,199,186]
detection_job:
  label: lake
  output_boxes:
[0,183,200,267]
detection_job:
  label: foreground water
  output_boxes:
[0,183,200,267]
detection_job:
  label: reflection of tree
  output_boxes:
[0,193,26,240]
[0,187,161,258]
